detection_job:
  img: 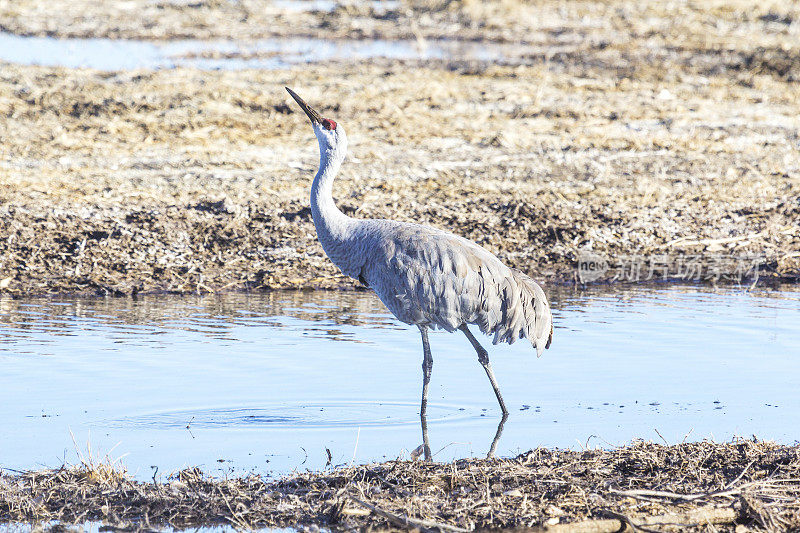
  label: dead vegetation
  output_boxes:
[0,0,798,47]
[2,439,799,531]
[0,0,798,296]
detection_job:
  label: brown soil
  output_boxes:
[2,439,799,532]
[1,1,799,296]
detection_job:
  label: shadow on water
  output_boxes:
[0,283,799,479]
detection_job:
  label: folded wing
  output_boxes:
[363,222,553,355]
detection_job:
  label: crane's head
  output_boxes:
[286,87,347,157]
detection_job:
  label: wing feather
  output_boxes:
[362,221,553,353]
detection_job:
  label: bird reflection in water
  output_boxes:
[416,410,508,460]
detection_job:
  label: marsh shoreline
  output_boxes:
[0,1,798,297]
[2,440,799,532]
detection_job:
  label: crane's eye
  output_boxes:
[322,119,337,131]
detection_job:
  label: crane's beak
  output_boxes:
[285,87,322,125]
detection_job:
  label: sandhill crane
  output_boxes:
[286,88,553,459]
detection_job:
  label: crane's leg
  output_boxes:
[459,324,509,416]
[418,325,433,461]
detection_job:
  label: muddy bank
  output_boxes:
[0,60,797,296]
[0,1,799,296]
[2,439,799,531]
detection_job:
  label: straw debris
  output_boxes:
[2,440,799,531]
[0,0,798,296]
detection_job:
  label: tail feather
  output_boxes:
[478,269,553,355]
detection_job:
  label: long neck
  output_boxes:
[310,143,355,262]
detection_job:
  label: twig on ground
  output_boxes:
[348,495,471,533]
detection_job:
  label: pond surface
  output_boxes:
[0,285,798,480]
[0,32,527,71]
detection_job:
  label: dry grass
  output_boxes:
[2,439,800,531]
[0,0,798,45]
[0,0,798,296]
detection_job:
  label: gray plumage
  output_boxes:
[358,220,553,354]
[285,88,552,439]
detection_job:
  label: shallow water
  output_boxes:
[0,285,798,480]
[0,32,523,71]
